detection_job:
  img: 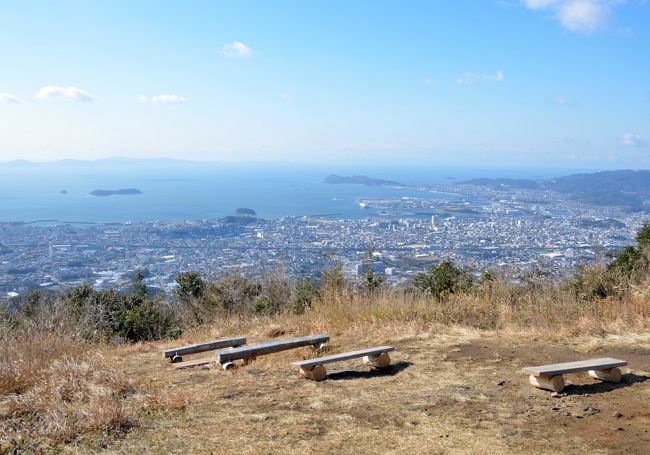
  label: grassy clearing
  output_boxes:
[106,323,650,454]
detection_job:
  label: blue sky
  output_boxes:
[0,0,648,168]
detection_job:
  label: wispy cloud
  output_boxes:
[138,94,187,104]
[456,70,504,85]
[456,73,478,85]
[35,86,94,102]
[483,70,504,81]
[222,41,254,58]
[620,133,648,147]
[554,96,569,106]
[523,0,612,33]
[0,92,22,104]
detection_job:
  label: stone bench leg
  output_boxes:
[221,361,236,371]
[529,374,565,392]
[363,352,391,369]
[589,367,622,383]
[171,354,183,363]
[299,365,327,381]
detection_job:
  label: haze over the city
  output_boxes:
[0,0,648,168]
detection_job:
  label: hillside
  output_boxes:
[460,170,650,210]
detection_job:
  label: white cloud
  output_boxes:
[222,41,254,58]
[0,92,22,104]
[456,71,504,85]
[523,0,611,33]
[620,133,648,147]
[525,0,561,9]
[139,94,187,104]
[558,0,607,32]
[35,86,94,102]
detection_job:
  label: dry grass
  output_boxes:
[2,279,650,453]
[288,280,650,338]
[0,331,185,452]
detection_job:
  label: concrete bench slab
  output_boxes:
[291,345,395,380]
[172,357,215,370]
[162,336,246,363]
[216,334,330,370]
[523,357,627,392]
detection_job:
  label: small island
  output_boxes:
[236,208,257,216]
[324,174,403,187]
[89,188,143,197]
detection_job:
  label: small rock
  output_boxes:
[495,379,506,386]
[551,406,560,411]
[615,427,624,432]
[613,411,623,418]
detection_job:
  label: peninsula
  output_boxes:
[324,174,403,187]
[89,188,143,197]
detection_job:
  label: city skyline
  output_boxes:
[0,0,648,168]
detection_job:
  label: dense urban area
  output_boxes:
[1,181,645,298]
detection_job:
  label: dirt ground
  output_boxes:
[105,329,650,454]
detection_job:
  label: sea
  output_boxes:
[0,162,577,224]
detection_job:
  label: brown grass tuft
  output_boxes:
[0,332,180,452]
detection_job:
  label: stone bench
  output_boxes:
[291,346,395,381]
[162,336,246,363]
[523,357,627,392]
[215,334,330,370]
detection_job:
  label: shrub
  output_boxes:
[208,275,261,316]
[257,273,291,315]
[571,264,609,302]
[121,299,180,342]
[412,260,473,301]
[320,263,346,301]
[290,278,319,314]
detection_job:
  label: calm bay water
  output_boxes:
[0,163,572,224]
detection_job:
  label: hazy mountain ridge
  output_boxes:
[0,157,201,168]
[462,169,650,210]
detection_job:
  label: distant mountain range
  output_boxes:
[0,157,191,168]
[324,174,403,186]
[461,170,650,211]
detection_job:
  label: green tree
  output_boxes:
[131,270,148,302]
[413,260,472,301]
[362,250,384,293]
[175,271,206,301]
[635,222,650,249]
